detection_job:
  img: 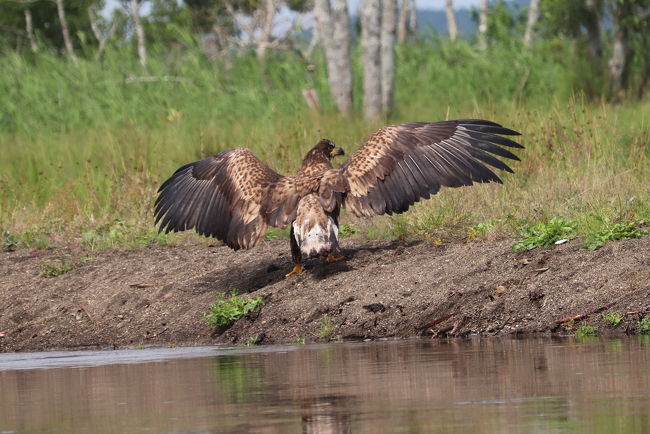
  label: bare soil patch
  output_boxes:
[1,235,649,352]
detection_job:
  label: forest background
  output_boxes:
[0,0,648,253]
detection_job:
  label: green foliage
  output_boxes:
[317,314,334,340]
[39,258,73,277]
[637,316,650,335]
[512,217,577,251]
[338,223,356,238]
[575,324,599,338]
[467,219,500,240]
[584,221,647,250]
[204,290,263,328]
[603,312,624,327]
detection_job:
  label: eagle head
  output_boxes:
[314,139,345,160]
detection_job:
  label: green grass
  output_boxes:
[637,316,650,335]
[1,37,649,249]
[512,217,577,250]
[38,258,73,277]
[575,324,599,338]
[203,290,263,328]
[584,221,648,250]
[603,312,624,327]
[317,314,335,340]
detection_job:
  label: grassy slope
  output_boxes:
[0,38,648,251]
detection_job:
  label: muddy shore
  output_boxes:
[1,235,649,353]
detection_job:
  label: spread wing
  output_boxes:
[338,119,523,217]
[155,147,304,250]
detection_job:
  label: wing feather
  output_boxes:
[339,119,523,217]
[155,147,302,250]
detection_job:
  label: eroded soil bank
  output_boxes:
[1,235,649,352]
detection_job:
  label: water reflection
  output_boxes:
[1,337,650,432]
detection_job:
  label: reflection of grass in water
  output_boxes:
[211,356,267,404]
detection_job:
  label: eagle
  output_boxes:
[154,119,523,277]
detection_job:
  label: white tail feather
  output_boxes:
[294,216,339,258]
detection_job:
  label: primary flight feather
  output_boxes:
[155,119,523,277]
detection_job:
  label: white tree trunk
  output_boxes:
[397,0,410,43]
[130,0,147,67]
[523,0,540,48]
[608,10,628,98]
[314,0,353,114]
[409,0,417,35]
[255,0,276,61]
[55,0,77,63]
[380,0,397,114]
[445,0,457,41]
[478,0,488,50]
[24,8,38,53]
[361,0,382,119]
[88,7,117,60]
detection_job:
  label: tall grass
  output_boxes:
[1,37,648,249]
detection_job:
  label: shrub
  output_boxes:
[204,290,263,328]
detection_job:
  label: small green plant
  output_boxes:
[295,337,306,345]
[575,324,599,338]
[39,258,73,277]
[513,217,577,250]
[339,223,356,238]
[204,290,264,328]
[264,227,289,241]
[584,222,647,250]
[467,219,500,240]
[637,316,650,335]
[317,314,335,340]
[245,335,259,346]
[2,230,18,251]
[603,312,623,327]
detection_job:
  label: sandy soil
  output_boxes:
[1,235,649,352]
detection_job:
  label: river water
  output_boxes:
[1,337,650,433]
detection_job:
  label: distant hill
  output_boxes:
[414,0,529,38]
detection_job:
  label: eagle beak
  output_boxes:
[330,146,345,157]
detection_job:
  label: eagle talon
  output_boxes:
[284,264,304,278]
[326,254,346,263]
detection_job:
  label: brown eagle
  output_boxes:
[155,119,523,277]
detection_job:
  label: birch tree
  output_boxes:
[397,0,410,43]
[24,8,38,53]
[477,0,488,50]
[523,0,540,48]
[360,0,382,119]
[313,0,353,114]
[88,6,118,60]
[54,0,77,63]
[445,0,458,41]
[129,0,147,67]
[380,0,397,112]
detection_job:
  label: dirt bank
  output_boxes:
[1,235,649,352]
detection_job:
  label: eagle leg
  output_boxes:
[326,254,346,263]
[285,263,304,278]
[285,225,304,278]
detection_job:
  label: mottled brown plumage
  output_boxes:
[155,119,523,275]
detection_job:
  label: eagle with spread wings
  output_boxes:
[155,119,523,277]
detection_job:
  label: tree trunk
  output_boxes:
[130,0,147,67]
[523,0,540,48]
[255,0,276,61]
[608,6,631,99]
[409,0,417,36]
[478,0,488,50]
[314,0,353,114]
[381,0,397,114]
[55,0,77,64]
[397,0,410,43]
[445,0,457,41]
[361,0,382,119]
[88,7,117,60]
[584,0,603,59]
[24,8,38,53]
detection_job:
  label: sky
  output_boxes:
[102,0,485,17]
